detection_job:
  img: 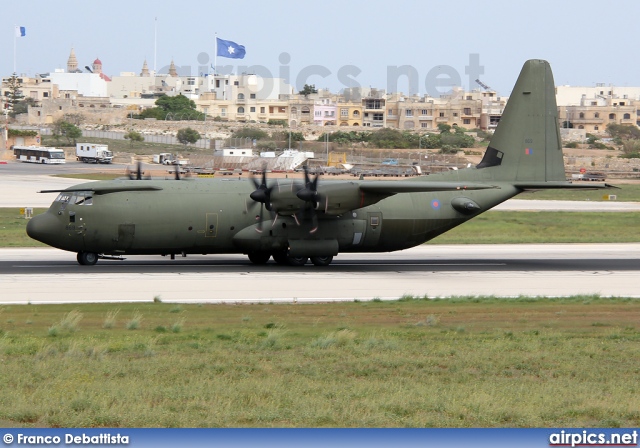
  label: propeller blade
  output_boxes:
[174,167,181,180]
[249,165,276,232]
[294,165,322,233]
[296,165,320,206]
[255,203,264,233]
[249,167,273,210]
[310,211,319,234]
[136,161,143,180]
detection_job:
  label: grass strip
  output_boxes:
[0,296,638,427]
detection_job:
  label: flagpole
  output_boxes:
[214,32,217,75]
[153,17,157,75]
[13,25,17,74]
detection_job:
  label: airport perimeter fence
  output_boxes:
[35,128,466,169]
[39,128,213,150]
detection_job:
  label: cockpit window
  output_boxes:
[55,191,93,205]
[74,192,93,206]
[55,193,71,203]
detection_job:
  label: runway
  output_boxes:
[2,165,640,304]
[2,244,640,303]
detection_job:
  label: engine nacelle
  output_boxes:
[269,182,387,216]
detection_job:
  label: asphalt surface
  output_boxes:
[2,244,640,303]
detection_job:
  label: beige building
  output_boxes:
[384,88,498,131]
[336,101,363,126]
[1,74,59,106]
[556,85,640,133]
[8,52,640,135]
[361,91,387,127]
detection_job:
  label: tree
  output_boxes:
[440,132,475,149]
[6,73,25,117]
[10,97,36,117]
[606,123,640,142]
[156,94,197,113]
[54,121,82,146]
[299,84,318,96]
[269,130,305,147]
[232,128,269,140]
[437,123,452,133]
[176,127,200,147]
[124,130,145,147]
[607,123,640,157]
[137,94,205,121]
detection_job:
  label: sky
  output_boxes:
[2,0,638,97]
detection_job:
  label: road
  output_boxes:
[1,244,639,303]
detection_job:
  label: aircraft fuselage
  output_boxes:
[27,176,518,261]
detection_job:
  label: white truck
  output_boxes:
[76,143,113,164]
[153,153,189,166]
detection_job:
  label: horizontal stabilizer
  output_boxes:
[359,181,499,194]
[513,182,619,190]
[39,185,164,194]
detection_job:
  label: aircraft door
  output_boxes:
[362,211,382,247]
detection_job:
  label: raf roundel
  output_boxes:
[431,199,441,210]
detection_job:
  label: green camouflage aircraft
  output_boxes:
[27,59,610,266]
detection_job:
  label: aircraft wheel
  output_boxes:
[287,256,308,267]
[310,255,333,266]
[272,251,289,265]
[248,252,271,265]
[77,251,98,266]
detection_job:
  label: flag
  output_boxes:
[15,26,26,37]
[216,38,245,59]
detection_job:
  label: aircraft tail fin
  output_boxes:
[477,59,566,183]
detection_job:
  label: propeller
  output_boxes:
[248,167,274,233]
[127,160,144,180]
[295,166,321,233]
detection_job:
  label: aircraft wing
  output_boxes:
[513,181,619,190]
[39,185,164,194]
[358,181,499,194]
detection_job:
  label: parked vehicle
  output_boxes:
[14,145,66,164]
[76,143,113,164]
[153,153,188,165]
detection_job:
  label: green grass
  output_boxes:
[518,184,640,202]
[0,208,48,247]
[0,297,639,427]
[430,211,640,244]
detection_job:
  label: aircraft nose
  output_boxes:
[26,213,60,245]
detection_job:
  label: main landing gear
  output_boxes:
[247,251,334,266]
[77,251,99,266]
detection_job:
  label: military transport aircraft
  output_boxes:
[27,60,611,266]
